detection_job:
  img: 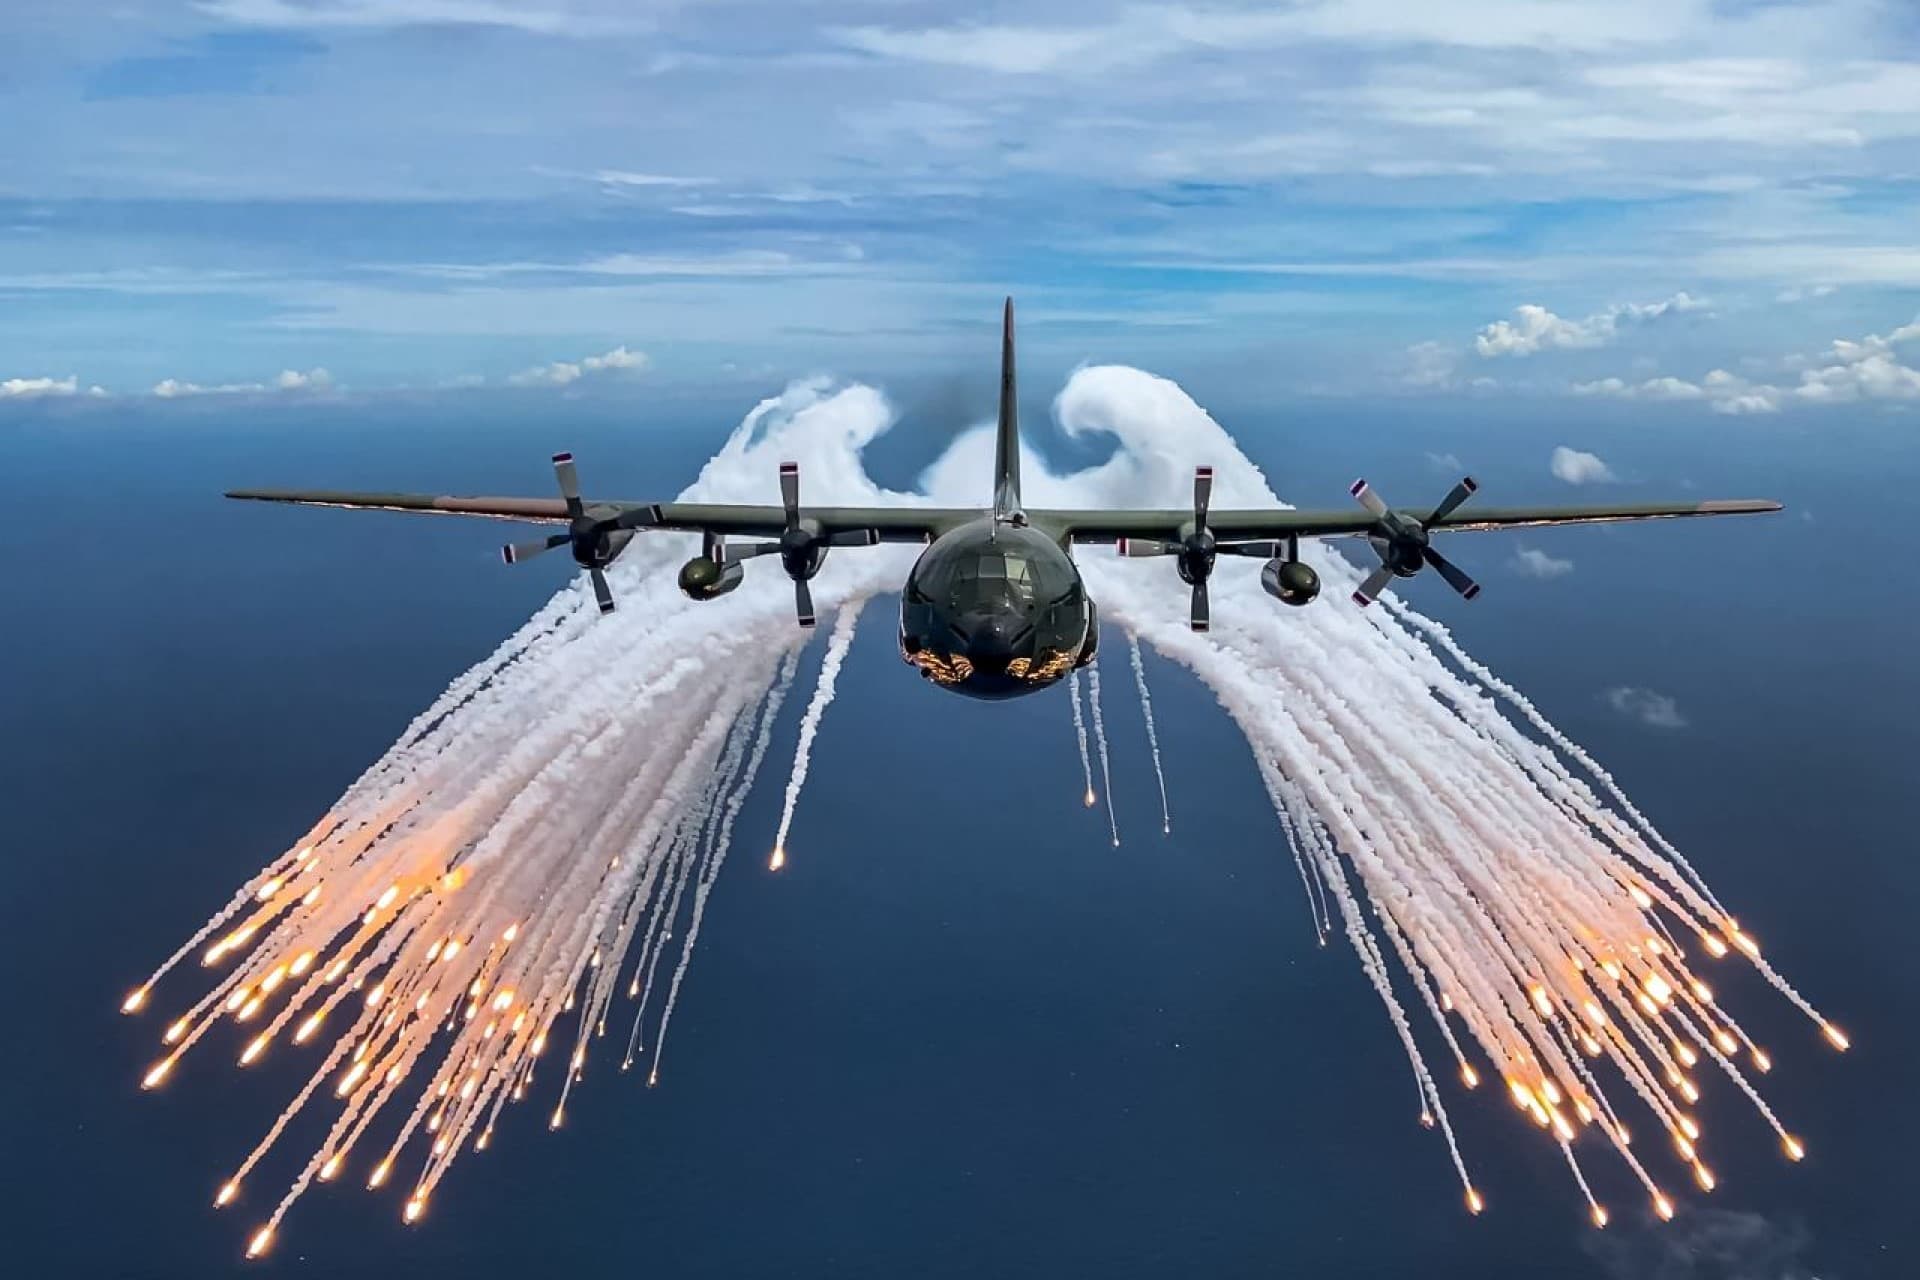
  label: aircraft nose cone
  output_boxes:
[960,614,1017,662]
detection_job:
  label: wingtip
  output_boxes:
[1701,498,1785,515]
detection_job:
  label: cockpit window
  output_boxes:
[906,526,1076,618]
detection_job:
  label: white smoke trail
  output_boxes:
[1127,633,1172,835]
[770,600,865,870]
[1068,668,1096,808]
[649,645,805,1084]
[1085,663,1121,847]
[1040,365,1841,1220]
[124,368,1841,1254]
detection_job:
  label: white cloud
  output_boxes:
[1575,314,1920,414]
[1605,686,1688,730]
[390,250,836,282]
[1476,292,1703,358]
[507,345,647,388]
[1572,374,1706,401]
[1403,340,1459,388]
[1550,446,1616,485]
[152,368,333,398]
[835,3,1711,81]
[194,0,637,36]
[1426,450,1464,472]
[1,374,101,399]
[1776,283,1837,303]
[836,22,1121,75]
[590,170,713,189]
[1512,547,1574,578]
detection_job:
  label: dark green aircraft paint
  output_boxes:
[899,521,1094,699]
[223,297,1785,701]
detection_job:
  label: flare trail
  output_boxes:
[124,369,1840,1254]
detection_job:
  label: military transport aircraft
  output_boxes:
[228,299,1781,701]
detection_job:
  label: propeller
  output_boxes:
[1119,467,1291,631]
[716,462,878,628]
[499,452,622,614]
[1346,476,1483,608]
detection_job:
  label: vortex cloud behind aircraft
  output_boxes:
[123,346,1841,1257]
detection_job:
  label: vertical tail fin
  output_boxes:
[994,296,1023,520]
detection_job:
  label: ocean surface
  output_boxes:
[1,385,1912,1278]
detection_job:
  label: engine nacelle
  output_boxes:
[678,556,744,601]
[573,526,634,570]
[1261,558,1321,607]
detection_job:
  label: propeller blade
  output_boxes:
[502,533,568,565]
[589,567,616,614]
[553,452,584,518]
[1190,578,1210,632]
[1216,541,1280,558]
[779,461,800,531]
[1423,547,1482,600]
[1193,465,1214,527]
[1429,476,1479,524]
[1352,564,1395,608]
[1349,478,1389,519]
[1118,538,1177,557]
[794,575,816,628]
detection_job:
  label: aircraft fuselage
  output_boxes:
[898,518,1096,699]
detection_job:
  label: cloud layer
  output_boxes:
[507,346,647,388]
[152,367,333,398]
[1476,294,1704,358]
[0,374,104,399]
[4,2,1919,394]
[1575,315,1920,413]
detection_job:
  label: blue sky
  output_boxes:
[3,0,1919,408]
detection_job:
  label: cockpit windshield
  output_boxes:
[906,527,1071,614]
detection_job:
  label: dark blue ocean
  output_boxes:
[1,385,1913,1278]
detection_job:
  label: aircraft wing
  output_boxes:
[224,489,974,543]
[1038,498,1783,544]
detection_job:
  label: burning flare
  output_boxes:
[123,371,1841,1252]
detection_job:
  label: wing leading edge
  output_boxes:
[1035,498,1783,544]
[224,488,974,542]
